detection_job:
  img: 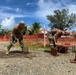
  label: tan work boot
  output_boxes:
[6,47,10,54]
[22,46,29,53]
[6,51,9,55]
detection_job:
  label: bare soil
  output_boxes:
[0,42,76,75]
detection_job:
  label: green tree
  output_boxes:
[27,22,41,35]
[0,24,12,35]
[47,9,76,30]
[25,30,31,35]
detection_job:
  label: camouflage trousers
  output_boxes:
[47,32,56,48]
[7,33,25,50]
[48,38,56,48]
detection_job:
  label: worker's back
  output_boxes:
[51,29,62,36]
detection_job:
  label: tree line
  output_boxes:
[47,9,76,31]
[0,8,76,35]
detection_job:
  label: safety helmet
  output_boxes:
[19,21,25,25]
[19,21,25,28]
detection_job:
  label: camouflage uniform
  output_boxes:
[47,29,62,48]
[47,30,55,48]
[6,21,28,54]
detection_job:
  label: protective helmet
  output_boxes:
[19,21,25,25]
[19,21,25,28]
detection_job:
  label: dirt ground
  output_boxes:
[0,42,76,75]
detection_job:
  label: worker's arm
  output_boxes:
[13,33,18,42]
[22,26,27,35]
[54,34,57,44]
[12,28,18,41]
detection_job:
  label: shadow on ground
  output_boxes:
[44,49,65,56]
[44,50,51,53]
[0,50,37,59]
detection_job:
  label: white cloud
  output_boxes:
[0,0,76,31]
[67,5,76,14]
[33,0,76,30]
[59,0,72,6]
[0,6,13,13]
[0,6,22,13]
[26,3,32,6]
[0,6,32,20]
[1,16,16,30]
[33,0,62,26]
[15,8,22,13]
[26,2,36,6]
[0,12,27,20]
[34,0,76,23]
[35,0,76,18]
[57,0,76,14]
[35,0,62,19]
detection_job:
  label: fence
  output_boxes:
[0,34,49,46]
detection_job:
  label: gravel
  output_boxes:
[0,42,76,75]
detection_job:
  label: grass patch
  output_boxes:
[10,42,51,51]
[28,43,50,51]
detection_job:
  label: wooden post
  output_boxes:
[44,25,45,48]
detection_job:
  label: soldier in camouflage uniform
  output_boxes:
[47,29,66,48]
[47,31,55,48]
[6,21,28,54]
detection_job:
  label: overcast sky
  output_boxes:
[0,0,76,30]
